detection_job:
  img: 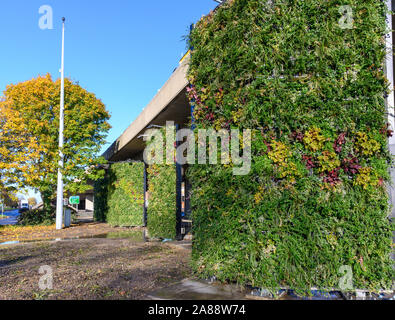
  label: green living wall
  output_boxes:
[94,162,144,227]
[187,0,394,291]
[147,164,177,239]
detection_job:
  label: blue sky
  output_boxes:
[0,0,217,151]
[0,0,218,200]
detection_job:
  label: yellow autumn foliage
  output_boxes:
[0,74,111,205]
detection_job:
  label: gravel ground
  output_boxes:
[0,238,191,300]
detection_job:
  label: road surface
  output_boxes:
[0,210,20,226]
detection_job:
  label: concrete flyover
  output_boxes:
[103,55,191,162]
[102,54,192,240]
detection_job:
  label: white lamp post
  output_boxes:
[56,17,66,230]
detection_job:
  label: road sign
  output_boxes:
[69,196,80,205]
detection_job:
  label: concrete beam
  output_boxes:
[104,56,190,161]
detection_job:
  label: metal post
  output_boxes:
[56,17,66,230]
[143,163,148,227]
[386,2,395,144]
[385,1,395,261]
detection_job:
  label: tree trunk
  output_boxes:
[40,189,53,211]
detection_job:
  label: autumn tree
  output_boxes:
[28,197,37,207]
[0,188,18,208]
[0,74,111,210]
[0,96,41,200]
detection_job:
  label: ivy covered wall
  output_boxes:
[187,0,394,291]
[94,162,145,227]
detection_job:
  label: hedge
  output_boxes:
[94,162,144,227]
[187,0,394,292]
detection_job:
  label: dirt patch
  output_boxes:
[0,238,192,300]
[0,222,135,243]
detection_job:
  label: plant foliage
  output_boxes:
[187,0,394,292]
[147,164,177,239]
[0,74,111,209]
[143,126,178,239]
[94,162,144,227]
[18,209,55,226]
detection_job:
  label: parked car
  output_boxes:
[19,202,30,213]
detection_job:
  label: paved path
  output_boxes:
[0,210,20,226]
[147,279,248,300]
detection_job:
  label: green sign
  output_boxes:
[69,196,80,205]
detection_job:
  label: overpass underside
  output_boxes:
[103,57,192,240]
[104,58,191,162]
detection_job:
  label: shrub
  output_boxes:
[94,162,145,227]
[187,0,394,292]
[18,209,55,226]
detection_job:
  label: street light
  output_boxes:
[56,17,66,230]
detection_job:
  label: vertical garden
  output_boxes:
[147,164,177,239]
[94,162,145,227]
[187,0,394,291]
[144,127,178,239]
[94,154,177,238]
